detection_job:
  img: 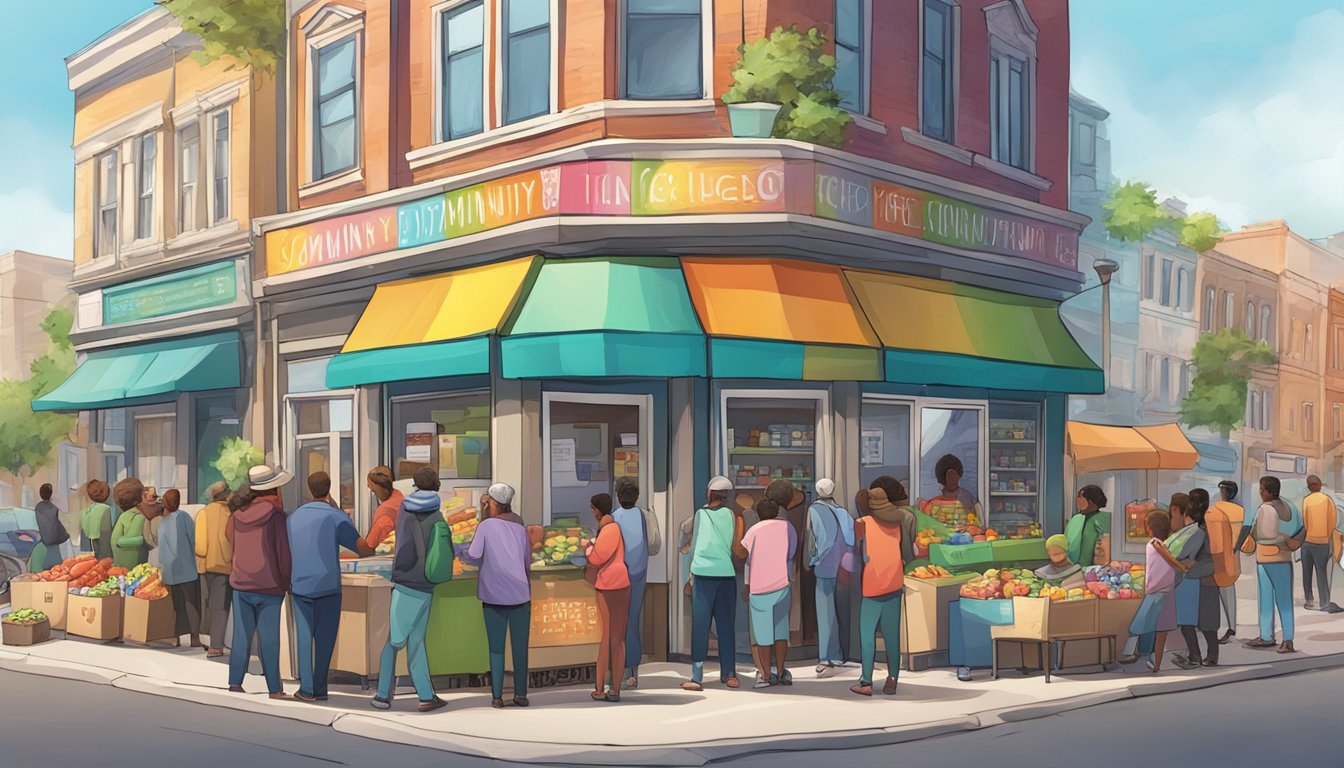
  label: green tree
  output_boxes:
[158,0,286,73]
[1178,211,1226,253]
[1101,181,1170,242]
[211,436,263,490]
[723,26,851,148]
[1181,330,1277,439]
[0,307,77,478]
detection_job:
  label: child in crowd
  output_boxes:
[1118,509,1180,672]
[734,498,797,688]
[1035,533,1085,589]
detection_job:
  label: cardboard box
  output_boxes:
[327,574,407,678]
[122,595,176,644]
[8,580,73,631]
[902,574,978,655]
[67,594,123,640]
[2,618,52,646]
[1047,598,1099,637]
[1097,597,1140,650]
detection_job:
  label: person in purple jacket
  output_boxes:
[456,482,532,709]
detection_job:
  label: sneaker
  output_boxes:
[1172,657,1200,670]
[815,663,829,675]
[956,666,972,682]
[1218,630,1236,645]
[816,664,838,679]
[1277,641,1296,654]
[1145,659,1157,673]
[1323,603,1344,614]
[1243,637,1277,649]
[753,678,773,689]
[1305,598,1317,610]
[370,697,391,710]
[512,696,530,707]
[228,685,245,693]
[624,676,639,689]
[418,696,447,713]
[1201,659,1218,667]
[491,699,504,709]
[778,669,793,686]
[1117,653,1140,665]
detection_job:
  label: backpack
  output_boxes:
[810,500,856,572]
[411,516,455,584]
[641,506,662,557]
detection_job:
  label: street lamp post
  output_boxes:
[1093,258,1120,391]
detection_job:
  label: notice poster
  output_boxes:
[861,428,884,467]
[551,438,577,474]
[406,423,437,463]
[438,435,458,476]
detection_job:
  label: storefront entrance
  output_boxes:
[543,393,653,525]
[286,394,356,515]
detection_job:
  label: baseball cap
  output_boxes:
[707,476,733,493]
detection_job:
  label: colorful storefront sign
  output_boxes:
[265,158,1079,277]
[102,261,238,325]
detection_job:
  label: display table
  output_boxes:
[951,598,1137,671]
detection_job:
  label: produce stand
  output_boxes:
[9,579,72,631]
[989,538,1048,563]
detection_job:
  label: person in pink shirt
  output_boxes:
[733,498,797,688]
[584,493,631,702]
[1118,509,1182,672]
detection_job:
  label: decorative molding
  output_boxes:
[169,80,245,124]
[901,127,973,165]
[301,4,364,37]
[973,153,1052,190]
[849,113,888,136]
[73,103,164,163]
[66,9,192,93]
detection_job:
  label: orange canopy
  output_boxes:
[1067,422,1200,474]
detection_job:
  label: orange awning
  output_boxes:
[1067,422,1200,474]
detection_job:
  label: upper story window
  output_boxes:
[1142,251,1155,300]
[1075,120,1095,164]
[210,109,231,224]
[1304,402,1315,441]
[95,149,119,258]
[1291,318,1305,359]
[1306,323,1314,363]
[1260,305,1273,347]
[503,0,551,125]
[134,133,156,241]
[1159,258,1173,307]
[314,35,359,179]
[1202,286,1215,331]
[986,0,1037,172]
[624,0,702,100]
[1176,267,1189,311]
[178,123,201,233]
[1245,301,1256,335]
[1334,326,1344,371]
[920,0,955,139]
[835,0,868,114]
[1222,290,1234,330]
[442,1,485,140]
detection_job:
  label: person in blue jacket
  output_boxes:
[807,478,853,677]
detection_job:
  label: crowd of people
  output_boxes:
[32,457,1340,709]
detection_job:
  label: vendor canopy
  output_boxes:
[325,256,538,388]
[681,257,883,381]
[845,271,1102,394]
[32,332,242,412]
[500,256,707,378]
[1066,422,1200,474]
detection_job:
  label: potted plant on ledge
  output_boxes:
[723,26,851,148]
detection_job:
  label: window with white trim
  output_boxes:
[1245,301,1256,336]
[1304,402,1315,442]
[178,123,201,233]
[442,1,485,140]
[835,0,867,113]
[921,0,955,140]
[1222,290,1235,330]
[1202,286,1215,331]
[1176,267,1189,311]
[503,0,550,125]
[134,133,156,240]
[986,1,1037,172]
[1260,305,1273,347]
[624,0,702,100]
[210,109,231,224]
[314,35,358,178]
[95,149,119,257]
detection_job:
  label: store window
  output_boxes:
[987,402,1040,534]
[624,0,702,100]
[502,0,550,125]
[835,0,867,113]
[134,132,156,240]
[921,0,955,141]
[313,35,358,179]
[178,123,200,233]
[95,149,119,257]
[441,0,485,140]
[390,391,491,492]
[194,395,240,503]
[134,414,177,492]
[546,393,651,525]
[859,399,912,493]
[918,405,983,528]
[210,109,231,224]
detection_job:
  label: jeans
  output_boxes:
[815,576,841,665]
[200,573,232,650]
[625,571,647,678]
[228,591,284,693]
[1257,562,1294,642]
[293,592,342,699]
[483,602,531,700]
[690,575,737,683]
[1301,543,1332,605]
[1220,585,1237,631]
[376,586,435,702]
[859,590,903,685]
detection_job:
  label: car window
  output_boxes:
[0,508,37,533]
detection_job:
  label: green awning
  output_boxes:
[32,332,242,412]
[500,257,707,378]
[326,337,491,389]
[709,339,882,381]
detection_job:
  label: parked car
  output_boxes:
[0,507,40,561]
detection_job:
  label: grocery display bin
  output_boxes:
[930,542,994,570]
[989,538,1048,563]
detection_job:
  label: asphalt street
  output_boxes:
[0,666,1339,768]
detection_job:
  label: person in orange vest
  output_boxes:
[1300,475,1338,612]
[850,479,916,697]
[1210,480,1244,643]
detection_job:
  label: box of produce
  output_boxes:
[123,590,175,644]
[10,578,71,630]
[67,592,123,640]
[903,568,977,656]
[929,540,994,570]
[989,538,1048,563]
[1082,561,1145,600]
[2,608,52,646]
[445,507,480,545]
[958,567,1072,601]
[529,518,590,570]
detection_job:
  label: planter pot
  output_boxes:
[727,102,783,138]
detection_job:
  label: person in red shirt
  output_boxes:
[585,493,631,702]
[365,467,403,551]
[851,478,916,697]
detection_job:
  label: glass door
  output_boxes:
[287,395,355,516]
[987,401,1043,537]
[543,393,653,527]
[916,403,987,531]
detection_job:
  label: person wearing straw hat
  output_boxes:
[226,465,294,699]
[681,476,744,691]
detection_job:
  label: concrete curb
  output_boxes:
[7,647,1344,765]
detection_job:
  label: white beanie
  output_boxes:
[488,483,515,506]
[707,475,734,493]
[815,478,836,499]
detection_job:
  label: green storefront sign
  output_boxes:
[103,262,238,325]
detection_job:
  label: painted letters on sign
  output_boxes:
[266,206,399,276]
[102,261,238,325]
[632,159,788,215]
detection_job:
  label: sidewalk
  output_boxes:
[4,578,1344,766]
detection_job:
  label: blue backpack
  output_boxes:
[811,500,857,572]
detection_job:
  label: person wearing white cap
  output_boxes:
[807,478,855,677]
[680,476,743,691]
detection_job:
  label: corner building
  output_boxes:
[255,0,1097,666]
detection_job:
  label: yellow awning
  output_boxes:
[342,256,537,353]
[1067,422,1200,474]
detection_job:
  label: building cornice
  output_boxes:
[66,8,200,93]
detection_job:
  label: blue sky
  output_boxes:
[0,1,1340,259]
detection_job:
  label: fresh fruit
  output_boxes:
[3,608,48,624]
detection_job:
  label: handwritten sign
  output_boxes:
[531,595,602,647]
[266,206,398,276]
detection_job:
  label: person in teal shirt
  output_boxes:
[680,476,743,692]
[1066,485,1112,568]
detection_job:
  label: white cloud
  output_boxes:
[1073,9,1344,239]
[0,117,73,259]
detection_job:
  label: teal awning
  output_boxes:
[884,349,1103,394]
[326,336,490,389]
[500,257,707,378]
[33,332,242,412]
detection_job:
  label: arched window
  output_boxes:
[1245,301,1255,335]
[1260,306,1273,347]
[1203,286,1216,332]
